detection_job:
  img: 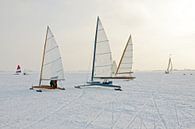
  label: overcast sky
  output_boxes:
[1,0,195,71]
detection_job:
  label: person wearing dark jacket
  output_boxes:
[54,80,57,88]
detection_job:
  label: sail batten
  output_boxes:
[97,40,109,43]
[46,46,58,53]
[95,64,112,67]
[96,52,111,55]
[117,72,133,74]
[44,57,61,66]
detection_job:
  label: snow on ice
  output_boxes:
[0,71,194,129]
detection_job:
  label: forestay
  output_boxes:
[40,26,65,83]
[116,35,133,76]
[94,18,113,78]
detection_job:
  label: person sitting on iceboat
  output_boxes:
[102,80,112,84]
[50,80,54,87]
[50,80,57,88]
[54,80,57,88]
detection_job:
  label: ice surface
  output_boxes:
[0,71,194,129]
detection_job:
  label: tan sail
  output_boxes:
[114,35,135,80]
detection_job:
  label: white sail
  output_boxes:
[165,57,173,73]
[94,18,113,78]
[116,35,133,76]
[112,61,117,75]
[40,26,65,82]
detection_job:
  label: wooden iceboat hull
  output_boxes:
[31,85,65,90]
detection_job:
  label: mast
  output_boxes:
[91,17,99,82]
[39,26,49,86]
[115,35,131,75]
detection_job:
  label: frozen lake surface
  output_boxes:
[0,71,195,129]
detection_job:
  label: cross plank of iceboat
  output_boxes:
[30,85,65,90]
[75,81,121,91]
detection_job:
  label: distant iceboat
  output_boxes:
[165,56,173,74]
[114,35,135,80]
[75,17,121,90]
[31,26,65,91]
[14,65,22,75]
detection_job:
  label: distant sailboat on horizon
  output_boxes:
[15,65,22,75]
[114,35,135,80]
[31,26,65,91]
[75,16,121,90]
[165,56,173,74]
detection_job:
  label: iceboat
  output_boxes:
[30,26,65,91]
[75,17,121,91]
[165,56,173,74]
[114,35,136,80]
[14,65,22,75]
